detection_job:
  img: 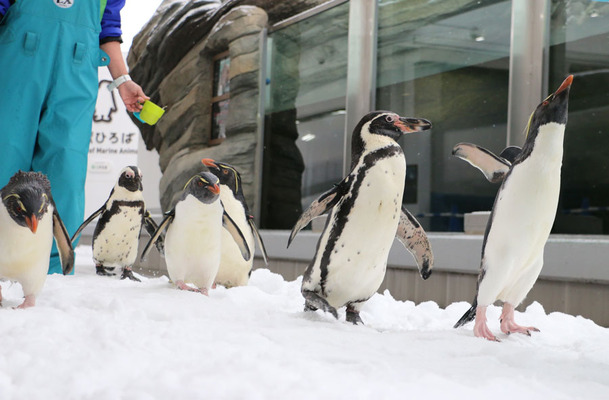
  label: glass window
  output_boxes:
[261,2,350,229]
[376,0,512,231]
[550,0,609,234]
[211,52,230,145]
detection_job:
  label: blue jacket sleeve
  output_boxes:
[0,0,12,17]
[100,0,126,42]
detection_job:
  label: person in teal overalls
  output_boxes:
[0,0,149,274]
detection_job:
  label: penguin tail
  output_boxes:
[454,298,477,328]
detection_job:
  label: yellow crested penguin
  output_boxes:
[140,171,251,295]
[453,75,573,341]
[288,111,434,324]
[0,171,74,308]
[201,158,268,288]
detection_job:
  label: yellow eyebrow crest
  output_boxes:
[2,193,20,202]
[39,193,48,213]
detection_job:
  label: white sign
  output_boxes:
[85,66,140,217]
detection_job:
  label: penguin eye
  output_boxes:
[197,180,204,187]
[542,100,549,106]
[385,115,396,123]
[223,170,229,175]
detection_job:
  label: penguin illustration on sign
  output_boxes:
[0,171,74,308]
[453,75,573,341]
[71,166,162,281]
[140,171,251,295]
[201,159,268,288]
[288,111,434,324]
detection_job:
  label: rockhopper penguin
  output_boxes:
[201,158,269,288]
[288,111,434,324]
[71,166,162,282]
[452,75,573,341]
[0,171,74,308]
[140,171,251,295]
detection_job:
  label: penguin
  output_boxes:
[453,75,573,341]
[201,158,269,288]
[71,166,162,282]
[140,171,251,295]
[0,171,74,308]
[288,111,434,324]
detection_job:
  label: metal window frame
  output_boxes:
[262,0,552,224]
[507,0,550,146]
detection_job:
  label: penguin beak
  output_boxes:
[555,75,573,95]
[395,117,432,133]
[201,158,218,169]
[209,184,221,195]
[25,214,38,234]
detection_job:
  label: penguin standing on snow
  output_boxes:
[140,171,251,295]
[453,75,573,341]
[288,111,434,324]
[0,171,74,308]
[201,159,268,288]
[71,166,161,282]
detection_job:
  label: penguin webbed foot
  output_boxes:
[96,265,116,276]
[346,305,364,325]
[15,294,36,309]
[302,290,338,319]
[499,303,540,336]
[120,268,141,282]
[473,305,501,342]
[176,280,208,295]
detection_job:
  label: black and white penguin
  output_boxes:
[140,171,251,295]
[453,75,573,341]
[201,158,268,288]
[71,166,161,282]
[0,171,74,308]
[288,111,434,324]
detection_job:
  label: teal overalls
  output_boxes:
[0,0,110,274]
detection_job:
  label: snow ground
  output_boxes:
[0,245,608,400]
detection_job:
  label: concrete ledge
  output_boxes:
[260,230,609,283]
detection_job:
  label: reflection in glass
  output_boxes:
[376,0,512,231]
[211,99,229,143]
[261,2,349,229]
[550,0,609,234]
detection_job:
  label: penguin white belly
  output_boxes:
[93,205,142,268]
[215,194,255,287]
[165,197,223,289]
[478,128,563,306]
[313,154,406,308]
[0,205,53,296]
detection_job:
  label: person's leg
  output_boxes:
[32,39,98,274]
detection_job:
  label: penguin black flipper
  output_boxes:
[142,210,165,256]
[70,205,105,244]
[52,205,75,275]
[140,210,174,262]
[395,205,433,280]
[222,209,251,261]
[452,142,511,183]
[248,217,269,267]
[287,184,344,247]
[499,146,522,164]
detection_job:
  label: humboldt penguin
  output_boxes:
[0,171,74,308]
[201,158,268,288]
[140,171,251,295]
[453,75,573,341]
[288,111,434,324]
[71,166,161,282]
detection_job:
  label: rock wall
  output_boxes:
[128,0,326,213]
